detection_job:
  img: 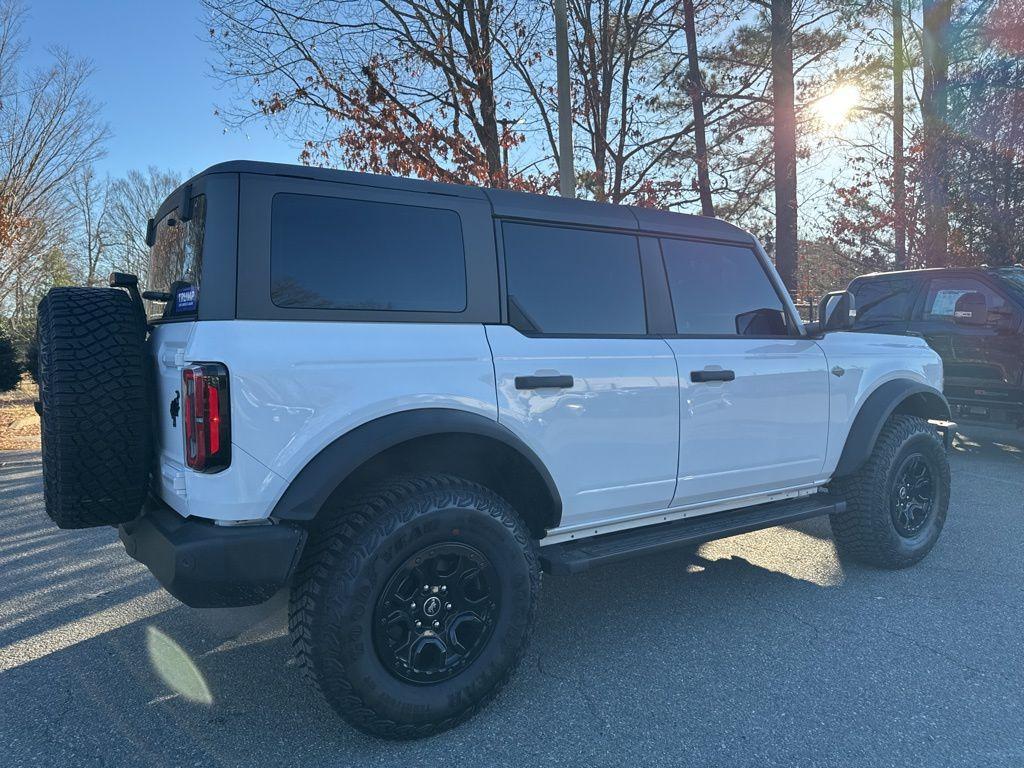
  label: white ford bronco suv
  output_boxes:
[36,161,953,739]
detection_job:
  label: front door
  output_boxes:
[666,337,831,505]
[657,237,830,506]
[487,222,679,531]
[917,276,1023,408]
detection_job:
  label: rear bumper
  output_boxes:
[119,499,306,608]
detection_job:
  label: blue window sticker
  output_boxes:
[175,285,197,312]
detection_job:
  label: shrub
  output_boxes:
[0,332,22,393]
[23,337,39,385]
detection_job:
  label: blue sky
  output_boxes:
[22,0,297,179]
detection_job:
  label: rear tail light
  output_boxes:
[182,363,230,472]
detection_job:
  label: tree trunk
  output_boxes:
[683,0,715,217]
[892,0,907,270]
[770,0,798,292]
[555,0,576,198]
[920,0,951,268]
[464,0,504,185]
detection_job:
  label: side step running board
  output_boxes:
[540,495,845,575]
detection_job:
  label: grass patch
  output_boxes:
[1,375,40,451]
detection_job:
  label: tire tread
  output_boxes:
[830,415,949,569]
[38,287,151,529]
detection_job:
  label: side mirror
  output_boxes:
[817,290,856,332]
[735,307,788,336]
[953,291,988,326]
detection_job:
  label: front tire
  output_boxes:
[830,415,950,569]
[289,474,540,739]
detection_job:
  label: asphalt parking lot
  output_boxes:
[1,425,1023,767]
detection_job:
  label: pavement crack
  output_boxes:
[871,626,990,678]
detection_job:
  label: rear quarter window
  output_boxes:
[270,193,467,312]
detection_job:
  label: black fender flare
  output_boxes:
[270,407,562,525]
[834,379,951,477]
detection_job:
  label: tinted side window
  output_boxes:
[923,277,1007,320]
[271,193,467,312]
[503,223,646,335]
[850,278,915,325]
[660,239,788,335]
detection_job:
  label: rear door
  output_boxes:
[659,238,830,506]
[486,222,679,531]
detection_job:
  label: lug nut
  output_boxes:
[432,621,440,629]
[422,584,429,592]
[415,620,422,628]
[410,602,417,610]
[440,586,447,593]
[445,602,452,610]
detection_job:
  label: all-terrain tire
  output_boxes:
[37,287,151,529]
[829,415,950,569]
[289,473,540,739]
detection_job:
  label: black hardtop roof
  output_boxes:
[176,160,753,243]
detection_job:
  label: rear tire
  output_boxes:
[37,287,151,529]
[289,473,540,739]
[829,415,950,569]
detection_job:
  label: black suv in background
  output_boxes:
[847,266,1024,427]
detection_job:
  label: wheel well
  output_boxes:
[834,381,950,477]
[321,433,559,539]
[891,390,950,421]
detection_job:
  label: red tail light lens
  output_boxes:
[182,363,230,472]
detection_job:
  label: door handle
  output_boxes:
[690,369,735,383]
[515,375,574,390]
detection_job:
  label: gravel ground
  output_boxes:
[1,424,1022,767]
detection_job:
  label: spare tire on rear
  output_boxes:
[37,287,152,529]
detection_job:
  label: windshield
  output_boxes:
[145,194,206,321]
[994,267,1024,299]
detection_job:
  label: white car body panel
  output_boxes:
[485,325,680,529]
[152,320,497,521]
[666,337,830,506]
[813,331,944,475]
[152,319,943,540]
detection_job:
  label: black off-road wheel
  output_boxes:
[37,287,151,529]
[289,474,540,739]
[829,415,950,569]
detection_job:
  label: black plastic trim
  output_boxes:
[691,369,736,383]
[515,375,573,390]
[834,380,951,477]
[197,175,239,322]
[541,495,844,574]
[270,408,563,525]
[639,236,677,335]
[119,498,306,608]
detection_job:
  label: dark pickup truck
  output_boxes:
[846,266,1024,428]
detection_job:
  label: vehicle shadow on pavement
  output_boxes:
[0,457,157,651]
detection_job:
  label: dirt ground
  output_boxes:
[0,375,40,451]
